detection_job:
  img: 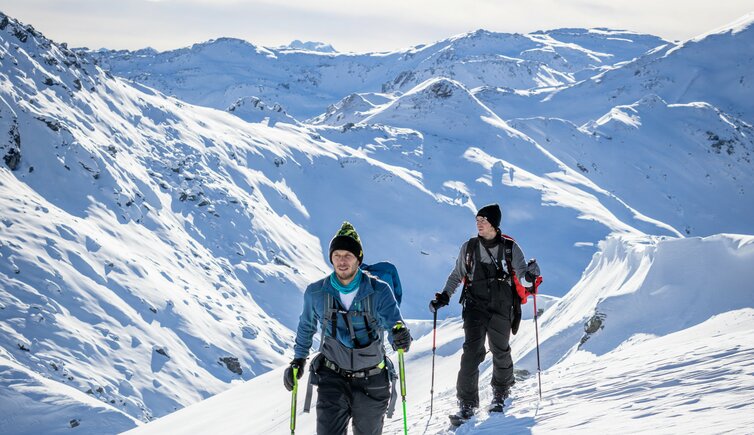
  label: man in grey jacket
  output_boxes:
[429,204,540,420]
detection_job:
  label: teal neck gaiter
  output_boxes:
[330,269,362,294]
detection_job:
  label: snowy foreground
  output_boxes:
[125,234,754,434]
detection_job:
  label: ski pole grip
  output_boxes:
[290,367,298,434]
[398,349,406,396]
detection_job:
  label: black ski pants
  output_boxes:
[456,304,515,407]
[316,366,391,435]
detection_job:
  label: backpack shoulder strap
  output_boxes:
[495,238,506,273]
[501,235,514,275]
[321,290,337,347]
[464,236,479,275]
[362,278,381,339]
[500,235,528,302]
[363,285,374,320]
[459,237,479,305]
[334,277,382,346]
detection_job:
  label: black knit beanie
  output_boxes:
[329,221,363,264]
[476,204,502,229]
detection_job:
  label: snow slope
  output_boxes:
[0,13,330,425]
[0,348,139,435]
[124,234,754,434]
[510,96,754,237]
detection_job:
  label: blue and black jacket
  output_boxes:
[293,273,404,360]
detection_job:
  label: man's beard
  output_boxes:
[336,268,357,282]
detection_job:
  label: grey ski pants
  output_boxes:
[316,366,391,435]
[456,305,515,407]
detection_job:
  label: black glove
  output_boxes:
[525,259,540,292]
[429,291,450,313]
[392,323,412,352]
[283,358,305,391]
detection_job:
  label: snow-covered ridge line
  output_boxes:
[87,26,668,120]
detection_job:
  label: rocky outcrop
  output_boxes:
[579,311,606,347]
[2,119,21,170]
[219,356,243,376]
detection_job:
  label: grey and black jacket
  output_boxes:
[441,234,530,298]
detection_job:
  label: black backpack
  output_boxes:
[460,235,524,335]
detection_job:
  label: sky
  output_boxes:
[3,0,754,53]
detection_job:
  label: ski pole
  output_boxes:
[532,277,543,401]
[429,309,437,417]
[398,348,407,435]
[395,323,408,435]
[290,367,298,434]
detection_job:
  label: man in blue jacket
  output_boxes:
[284,221,412,435]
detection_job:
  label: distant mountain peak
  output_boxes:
[226,96,298,126]
[536,27,632,36]
[308,93,377,126]
[444,28,528,46]
[460,28,497,39]
[689,11,754,41]
[188,37,277,57]
[282,39,337,53]
[364,77,510,138]
[409,77,464,99]
[194,36,255,48]
[1,12,48,47]
[589,94,671,130]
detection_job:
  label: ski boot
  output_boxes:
[449,402,475,427]
[489,387,509,413]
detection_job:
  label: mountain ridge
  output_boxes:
[88,26,668,120]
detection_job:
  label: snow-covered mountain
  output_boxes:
[0,12,330,428]
[480,13,754,125]
[88,28,667,121]
[122,233,754,434]
[88,17,754,240]
[2,9,753,435]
